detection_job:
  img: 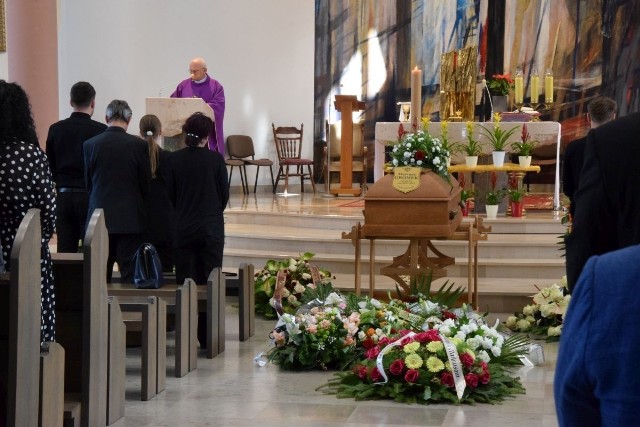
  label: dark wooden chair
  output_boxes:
[227,135,275,193]
[272,123,316,193]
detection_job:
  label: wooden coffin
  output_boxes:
[363,171,462,238]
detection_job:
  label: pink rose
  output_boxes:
[378,337,390,346]
[389,359,405,376]
[480,361,489,373]
[305,324,318,334]
[414,332,430,343]
[356,365,368,380]
[465,373,479,388]
[424,330,441,342]
[404,369,420,383]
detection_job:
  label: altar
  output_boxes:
[374,121,562,209]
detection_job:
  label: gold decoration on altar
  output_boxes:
[440,46,477,121]
[0,0,6,52]
[392,167,422,193]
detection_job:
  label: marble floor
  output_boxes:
[114,300,559,427]
[112,188,561,427]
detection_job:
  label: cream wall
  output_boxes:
[57,0,314,187]
[0,53,6,79]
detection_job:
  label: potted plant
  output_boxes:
[460,188,474,216]
[485,188,507,219]
[486,73,514,112]
[507,174,525,217]
[480,113,519,167]
[438,121,459,167]
[462,121,484,167]
[510,123,538,167]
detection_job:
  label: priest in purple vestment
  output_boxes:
[171,57,226,154]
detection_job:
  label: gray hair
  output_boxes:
[105,99,133,123]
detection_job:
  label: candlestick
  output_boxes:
[545,69,554,103]
[410,66,422,130]
[514,68,524,106]
[530,69,539,104]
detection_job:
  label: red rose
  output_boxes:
[414,332,430,343]
[459,352,474,368]
[480,361,489,373]
[440,372,454,387]
[404,369,420,383]
[389,359,405,376]
[356,365,368,380]
[399,329,412,336]
[365,346,381,360]
[415,150,426,160]
[371,367,383,382]
[424,330,441,342]
[479,371,491,385]
[378,337,390,346]
[442,310,457,320]
[465,373,479,388]
[361,338,375,349]
[400,336,414,346]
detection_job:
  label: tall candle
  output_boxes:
[514,68,524,105]
[530,70,540,103]
[545,69,554,103]
[411,66,422,129]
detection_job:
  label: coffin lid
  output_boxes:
[365,172,457,201]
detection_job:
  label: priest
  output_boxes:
[171,57,226,154]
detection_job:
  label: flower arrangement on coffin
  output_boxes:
[254,252,332,319]
[480,114,519,167]
[505,277,571,342]
[387,129,451,181]
[486,73,514,96]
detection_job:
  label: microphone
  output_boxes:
[482,79,494,121]
[157,83,177,97]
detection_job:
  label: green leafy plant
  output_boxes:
[510,123,538,156]
[438,121,460,155]
[486,189,507,205]
[486,73,514,96]
[480,114,519,151]
[394,272,465,306]
[461,188,475,202]
[462,121,484,156]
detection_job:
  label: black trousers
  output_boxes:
[55,191,88,253]
[174,233,223,348]
[107,232,144,283]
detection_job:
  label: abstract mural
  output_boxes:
[314,0,640,180]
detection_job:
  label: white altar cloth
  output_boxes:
[374,121,562,210]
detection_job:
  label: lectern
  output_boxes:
[145,98,214,149]
[331,95,366,196]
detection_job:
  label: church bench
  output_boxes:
[39,342,65,427]
[0,209,43,427]
[51,209,115,427]
[107,279,198,373]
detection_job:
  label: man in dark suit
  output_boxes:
[565,111,640,291]
[83,100,150,282]
[46,82,107,252]
[562,96,616,218]
[555,244,640,425]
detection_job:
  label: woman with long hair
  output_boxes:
[0,80,57,343]
[139,114,174,272]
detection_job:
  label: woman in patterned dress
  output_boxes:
[0,80,57,343]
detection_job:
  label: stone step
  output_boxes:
[224,210,567,235]
[223,247,565,279]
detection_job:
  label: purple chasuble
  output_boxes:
[171,75,226,155]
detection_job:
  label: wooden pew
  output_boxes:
[39,342,65,427]
[107,279,198,376]
[0,209,42,427]
[106,297,125,424]
[225,263,255,342]
[52,209,114,427]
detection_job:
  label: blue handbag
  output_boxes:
[133,243,163,289]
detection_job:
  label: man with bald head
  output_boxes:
[171,57,226,154]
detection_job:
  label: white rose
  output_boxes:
[505,316,518,328]
[293,284,306,294]
[433,157,440,165]
[522,304,538,316]
[547,325,562,336]
[392,159,399,166]
[281,288,290,298]
[516,319,531,331]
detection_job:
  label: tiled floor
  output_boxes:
[111,188,561,426]
[115,301,559,427]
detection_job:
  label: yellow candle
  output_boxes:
[411,66,422,129]
[545,70,554,103]
[514,68,524,104]
[530,72,539,103]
